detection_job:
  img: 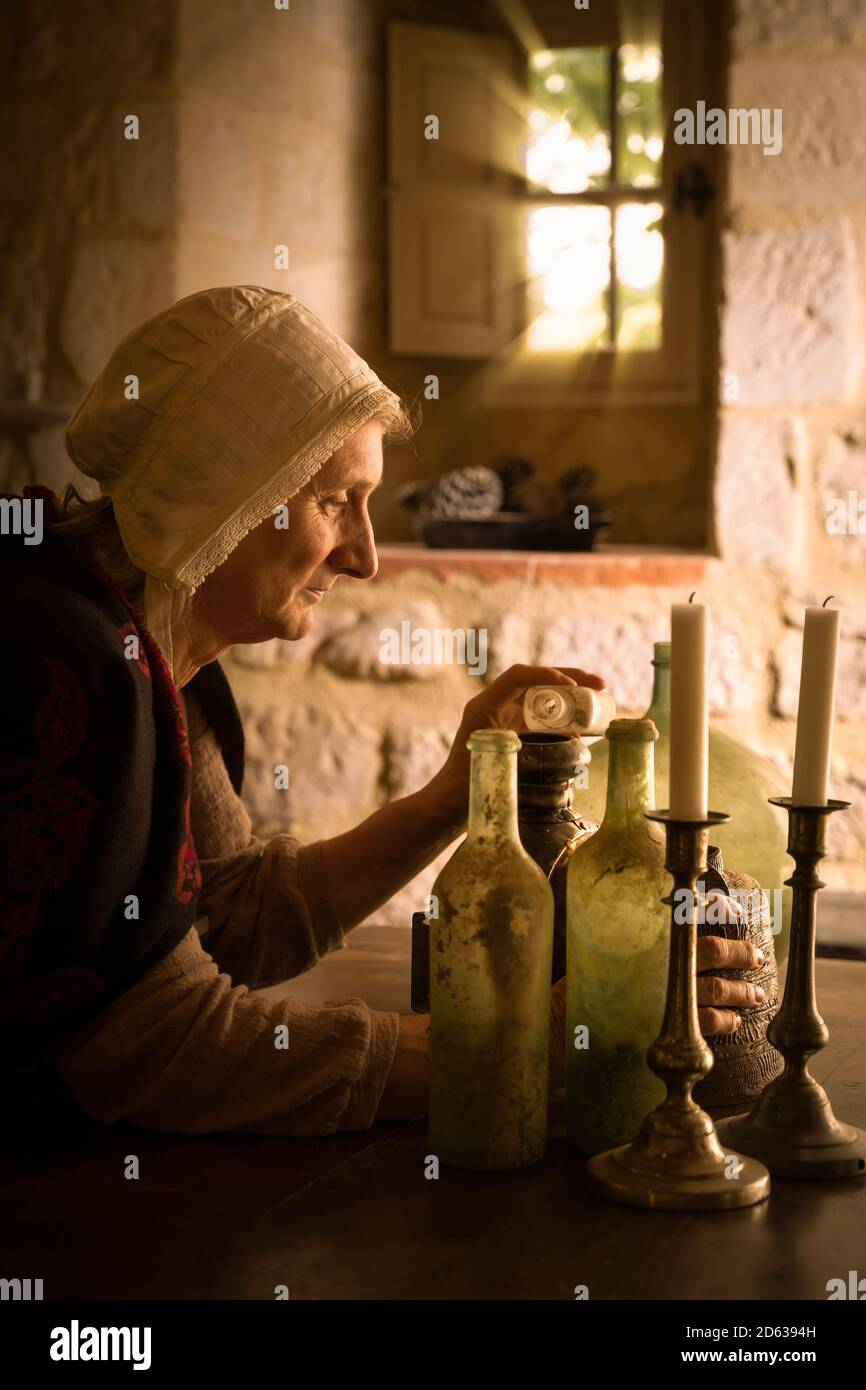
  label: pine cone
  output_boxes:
[426,466,504,519]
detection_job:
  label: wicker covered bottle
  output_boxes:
[566,718,669,1155]
[428,729,554,1170]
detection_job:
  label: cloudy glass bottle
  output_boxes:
[428,729,554,1170]
[566,717,669,1154]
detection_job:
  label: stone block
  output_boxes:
[382,725,452,801]
[824,773,866,874]
[783,596,866,641]
[708,621,766,714]
[316,600,458,680]
[176,0,314,108]
[727,60,866,209]
[111,99,177,231]
[772,622,866,719]
[733,0,866,53]
[240,699,380,837]
[228,609,356,668]
[60,237,175,388]
[539,611,663,711]
[818,429,866,554]
[481,612,534,684]
[713,413,804,572]
[178,97,256,241]
[721,223,862,405]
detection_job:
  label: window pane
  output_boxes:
[526,48,611,193]
[616,202,663,349]
[616,44,663,187]
[527,205,611,351]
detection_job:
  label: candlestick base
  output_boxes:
[584,811,771,1211]
[716,797,866,1181]
[585,1131,771,1211]
[716,1111,866,1181]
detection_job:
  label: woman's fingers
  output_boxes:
[699,1007,741,1036]
[697,898,766,1038]
[485,663,607,702]
[696,889,743,927]
[697,932,764,972]
[697,972,766,1010]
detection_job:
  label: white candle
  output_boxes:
[669,599,709,818]
[791,604,840,805]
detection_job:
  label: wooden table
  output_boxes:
[3,947,864,1301]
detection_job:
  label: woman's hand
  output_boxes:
[548,891,766,1089]
[697,891,766,1035]
[428,663,606,823]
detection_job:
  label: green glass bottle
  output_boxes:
[566,718,669,1155]
[577,642,792,962]
[428,729,554,1170]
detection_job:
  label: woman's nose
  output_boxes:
[333,515,378,581]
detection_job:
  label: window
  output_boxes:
[526,44,664,352]
[388,1,716,406]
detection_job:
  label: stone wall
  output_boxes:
[2,0,865,924]
[0,0,178,499]
[710,0,866,885]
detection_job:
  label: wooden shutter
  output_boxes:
[388,22,524,358]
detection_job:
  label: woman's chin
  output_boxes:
[271,603,316,641]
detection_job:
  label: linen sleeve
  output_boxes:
[46,927,401,1136]
[186,692,347,989]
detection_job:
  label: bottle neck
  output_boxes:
[644,657,671,732]
[467,748,520,845]
[602,736,656,833]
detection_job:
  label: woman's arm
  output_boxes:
[319,773,467,931]
[320,663,599,930]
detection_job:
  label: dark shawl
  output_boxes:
[0,487,244,1079]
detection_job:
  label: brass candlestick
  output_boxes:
[584,810,771,1210]
[717,797,866,1179]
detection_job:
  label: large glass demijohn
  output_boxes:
[576,642,792,962]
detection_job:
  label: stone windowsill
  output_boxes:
[373,542,714,588]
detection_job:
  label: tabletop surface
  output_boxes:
[3,952,864,1301]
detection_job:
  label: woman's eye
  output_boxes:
[323,496,350,511]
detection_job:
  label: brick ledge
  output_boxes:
[374,543,714,588]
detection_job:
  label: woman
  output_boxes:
[1,286,762,1137]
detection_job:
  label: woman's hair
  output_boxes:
[52,400,419,610]
[53,488,148,611]
[377,395,419,444]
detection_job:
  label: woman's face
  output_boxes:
[191,418,384,646]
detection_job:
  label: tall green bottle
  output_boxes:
[429,729,554,1170]
[566,718,669,1155]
